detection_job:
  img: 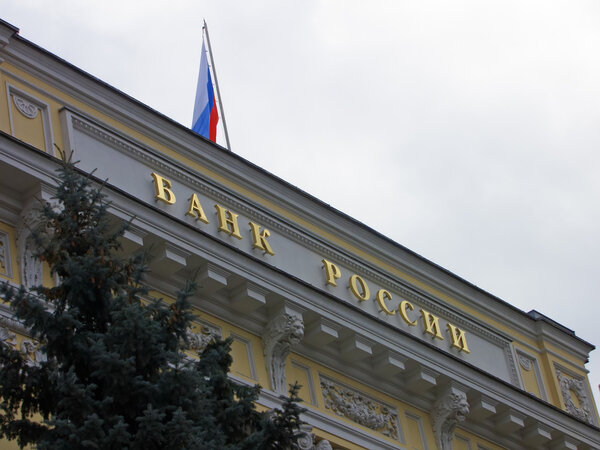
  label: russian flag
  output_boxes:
[192,41,219,142]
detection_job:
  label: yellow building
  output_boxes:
[0,18,599,449]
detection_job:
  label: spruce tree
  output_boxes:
[0,159,303,449]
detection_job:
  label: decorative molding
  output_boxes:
[20,339,45,367]
[6,83,55,154]
[0,324,17,350]
[13,94,39,119]
[0,319,45,367]
[518,354,532,371]
[184,321,222,356]
[20,233,42,289]
[16,208,43,290]
[0,304,29,336]
[430,389,470,450]
[15,189,58,291]
[295,425,315,450]
[294,424,333,450]
[0,231,12,278]
[263,312,304,394]
[556,367,594,425]
[320,375,400,441]
[0,323,46,369]
[515,349,547,401]
[231,372,404,450]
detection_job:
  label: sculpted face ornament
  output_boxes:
[431,390,470,450]
[263,312,304,394]
[455,397,470,421]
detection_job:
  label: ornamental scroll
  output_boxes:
[294,424,333,450]
[184,322,222,355]
[320,376,400,441]
[13,94,39,119]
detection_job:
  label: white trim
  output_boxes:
[229,332,258,381]
[454,433,473,450]
[405,411,430,450]
[291,358,318,406]
[0,230,12,279]
[515,348,548,401]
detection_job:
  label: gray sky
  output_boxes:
[4,1,600,409]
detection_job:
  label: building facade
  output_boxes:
[0,19,599,449]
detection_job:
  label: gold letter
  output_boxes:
[420,309,444,340]
[186,193,209,223]
[349,274,370,301]
[214,204,242,240]
[399,300,417,326]
[249,222,274,255]
[447,323,470,353]
[321,259,341,286]
[151,172,176,205]
[376,289,396,315]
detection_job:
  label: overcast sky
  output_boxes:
[4,1,600,409]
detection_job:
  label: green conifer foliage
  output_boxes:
[0,159,303,449]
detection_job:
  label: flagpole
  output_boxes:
[203,20,231,151]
